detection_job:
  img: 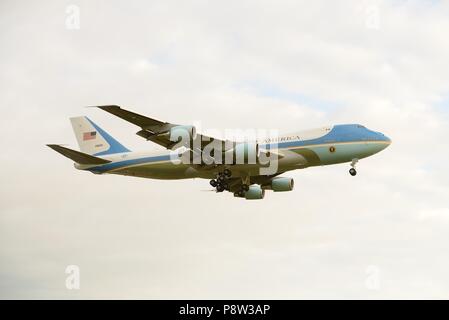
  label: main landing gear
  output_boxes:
[210,169,232,192]
[349,158,358,176]
[233,183,249,197]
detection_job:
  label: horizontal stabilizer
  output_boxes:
[46,144,112,165]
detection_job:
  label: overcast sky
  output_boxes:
[1,0,449,299]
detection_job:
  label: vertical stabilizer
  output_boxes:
[70,116,130,156]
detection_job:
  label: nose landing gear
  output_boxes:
[349,158,358,176]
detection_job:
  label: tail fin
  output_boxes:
[70,116,130,156]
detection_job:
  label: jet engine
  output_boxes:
[245,185,265,200]
[270,177,294,192]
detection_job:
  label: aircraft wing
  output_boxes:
[95,105,226,150]
[96,105,174,132]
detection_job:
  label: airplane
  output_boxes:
[47,105,391,200]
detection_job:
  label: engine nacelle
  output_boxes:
[271,177,294,192]
[169,125,197,144]
[245,185,265,200]
[225,142,260,164]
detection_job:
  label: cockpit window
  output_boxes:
[356,125,366,129]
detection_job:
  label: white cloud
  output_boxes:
[129,59,158,74]
[418,208,449,222]
[1,0,449,299]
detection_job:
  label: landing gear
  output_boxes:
[349,158,358,176]
[212,180,229,192]
[212,170,232,192]
[349,168,357,176]
[232,183,249,198]
[231,176,251,197]
[223,169,232,177]
[212,169,240,193]
[233,189,246,198]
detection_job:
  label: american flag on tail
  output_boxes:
[83,131,96,141]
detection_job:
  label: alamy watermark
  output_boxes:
[65,5,80,30]
[365,265,381,291]
[365,4,380,30]
[166,125,283,175]
[65,265,80,290]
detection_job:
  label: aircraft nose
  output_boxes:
[382,134,392,144]
[377,132,391,150]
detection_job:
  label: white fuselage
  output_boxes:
[76,124,391,180]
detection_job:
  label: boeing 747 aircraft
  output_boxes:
[48,105,391,200]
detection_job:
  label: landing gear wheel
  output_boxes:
[222,182,229,190]
[217,175,226,182]
[242,184,249,192]
[216,184,225,192]
[234,190,245,197]
[223,169,232,177]
[210,180,217,187]
[349,168,357,176]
